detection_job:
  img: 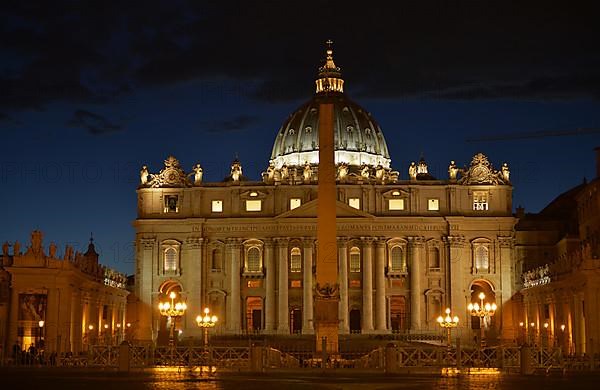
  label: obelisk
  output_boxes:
[314,40,340,354]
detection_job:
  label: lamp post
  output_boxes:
[467,292,496,349]
[436,308,459,347]
[196,308,218,347]
[543,322,549,349]
[158,291,187,347]
[103,324,109,345]
[518,322,525,346]
[86,324,94,347]
[529,322,536,346]
[38,320,45,349]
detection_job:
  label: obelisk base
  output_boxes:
[314,297,339,353]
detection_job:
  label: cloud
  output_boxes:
[199,114,260,133]
[0,0,599,118]
[66,109,123,135]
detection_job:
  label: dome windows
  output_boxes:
[305,126,312,133]
[289,128,295,135]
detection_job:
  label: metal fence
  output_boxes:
[10,343,599,373]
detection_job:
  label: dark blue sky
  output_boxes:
[1,1,599,275]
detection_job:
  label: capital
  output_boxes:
[498,236,515,248]
[139,238,155,250]
[407,236,425,247]
[443,235,466,247]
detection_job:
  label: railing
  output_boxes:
[13,344,599,373]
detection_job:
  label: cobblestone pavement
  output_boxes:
[0,367,598,389]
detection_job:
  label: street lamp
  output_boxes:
[38,320,45,348]
[518,322,525,345]
[195,307,218,347]
[467,292,497,349]
[158,291,187,347]
[436,308,459,347]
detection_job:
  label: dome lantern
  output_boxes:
[315,40,344,94]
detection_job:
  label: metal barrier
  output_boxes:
[59,344,600,373]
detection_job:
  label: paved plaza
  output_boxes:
[1,367,598,390]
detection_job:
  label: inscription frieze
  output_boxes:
[202,223,447,234]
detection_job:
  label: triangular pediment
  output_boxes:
[276,199,374,219]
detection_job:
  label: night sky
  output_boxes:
[1,1,599,275]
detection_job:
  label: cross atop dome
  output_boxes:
[316,40,344,94]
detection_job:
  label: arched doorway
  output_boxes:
[389,296,407,332]
[157,281,183,346]
[469,280,496,346]
[245,297,263,333]
[290,307,302,334]
[349,309,361,334]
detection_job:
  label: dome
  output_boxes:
[269,42,392,169]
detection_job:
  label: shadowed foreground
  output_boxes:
[1,367,598,390]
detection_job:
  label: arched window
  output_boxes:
[428,247,440,271]
[164,247,177,272]
[290,247,301,272]
[390,246,403,272]
[211,248,222,271]
[247,247,261,273]
[349,246,361,273]
[474,245,489,272]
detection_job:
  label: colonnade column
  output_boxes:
[408,236,424,331]
[361,237,374,333]
[276,238,289,334]
[137,238,155,341]
[338,238,349,333]
[302,238,314,334]
[375,239,387,331]
[226,238,241,333]
[184,237,203,336]
[445,235,467,339]
[264,239,276,333]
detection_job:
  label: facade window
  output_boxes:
[348,198,361,210]
[427,198,439,211]
[474,245,489,272]
[246,247,262,273]
[473,191,488,211]
[349,246,361,273]
[350,280,361,288]
[290,280,302,288]
[388,198,404,211]
[290,198,302,210]
[428,247,440,271]
[211,200,223,213]
[164,195,179,213]
[245,199,262,212]
[290,247,302,272]
[211,248,222,271]
[164,247,178,272]
[390,246,406,272]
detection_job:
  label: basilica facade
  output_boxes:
[134,45,517,344]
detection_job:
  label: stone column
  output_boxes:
[375,239,387,332]
[226,239,241,333]
[184,237,203,337]
[276,238,289,334]
[264,239,276,333]
[498,236,515,341]
[338,238,349,333]
[445,235,468,340]
[137,237,155,341]
[302,238,314,334]
[7,287,20,350]
[361,237,374,333]
[408,237,424,331]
